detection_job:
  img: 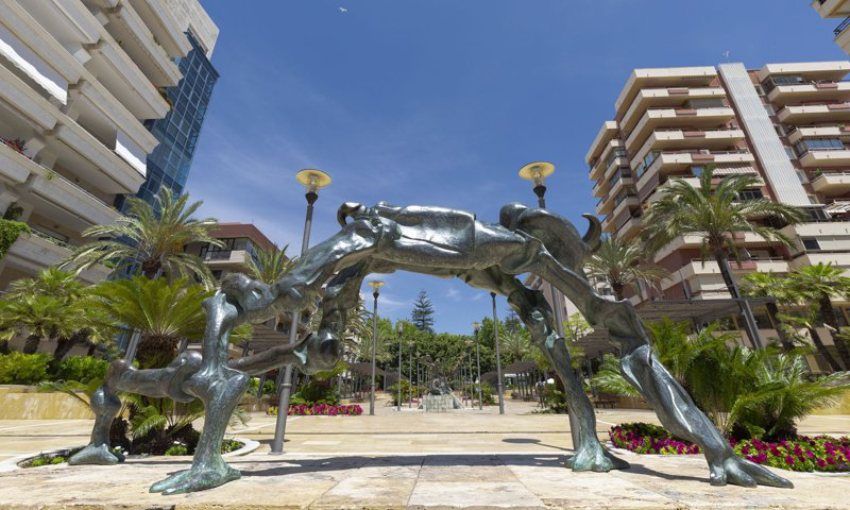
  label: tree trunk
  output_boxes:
[713,249,762,349]
[22,334,41,354]
[818,293,850,370]
[808,326,843,372]
[135,335,177,369]
[765,302,794,352]
[0,339,9,354]
[612,282,625,301]
[52,337,75,360]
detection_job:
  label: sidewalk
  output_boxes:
[0,399,848,509]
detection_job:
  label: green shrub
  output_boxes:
[291,379,339,405]
[0,352,50,384]
[52,356,108,383]
[0,219,29,260]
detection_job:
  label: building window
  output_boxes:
[802,238,821,251]
[795,138,845,156]
[737,188,764,201]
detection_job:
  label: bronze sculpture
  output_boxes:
[70,201,792,494]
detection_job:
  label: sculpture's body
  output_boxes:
[70,202,792,494]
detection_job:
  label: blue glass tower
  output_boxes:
[117,31,218,210]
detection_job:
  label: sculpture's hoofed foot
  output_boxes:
[149,463,241,495]
[565,442,629,472]
[709,455,793,489]
[68,444,123,465]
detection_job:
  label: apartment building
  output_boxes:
[0,0,214,288]
[186,223,278,280]
[121,0,219,208]
[812,0,850,55]
[585,61,850,366]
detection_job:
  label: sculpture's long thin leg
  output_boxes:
[463,269,626,472]
[523,249,792,488]
[150,292,249,495]
[69,352,203,466]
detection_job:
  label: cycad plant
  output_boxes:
[740,272,795,352]
[787,263,850,370]
[642,166,805,346]
[246,245,293,284]
[584,237,668,300]
[0,294,75,354]
[90,276,209,368]
[62,188,222,288]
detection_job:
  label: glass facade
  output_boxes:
[117,31,219,211]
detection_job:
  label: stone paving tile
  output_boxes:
[313,476,417,509]
[408,481,546,509]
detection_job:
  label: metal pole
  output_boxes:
[397,335,402,412]
[369,290,379,415]
[270,191,316,454]
[491,293,505,415]
[475,330,482,410]
[408,345,413,408]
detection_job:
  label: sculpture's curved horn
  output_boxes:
[582,214,602,253]
[337,202,363,226]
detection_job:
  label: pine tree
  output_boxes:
[410,290,435,333]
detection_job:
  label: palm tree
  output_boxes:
[584,237,668,300]
[61,188,222,288]
[90,276,209,368]
[2,268,111,359]
[501,328,531,362]
[0,295,76,354]
[246,245,293,284]
[740,272,794,352]
[788,263,850,370]
[642,167,806,347]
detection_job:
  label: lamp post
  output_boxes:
[368,280,384,416]
[472,322,483,410]
[408,343,414,408]
[490,293,505,415]
[396,322,403,412]
[519,161,565,338]
[270,169,331,455]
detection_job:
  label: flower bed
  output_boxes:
[609,422,850,473]
[267,403,363,416]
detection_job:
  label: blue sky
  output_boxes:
[186,0,846,334]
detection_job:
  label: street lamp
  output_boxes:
[518,161,564,338]
[368,280,384,416]
[472,322,483,411]
[271,168,331,455]
[518,161,555,208]
[396,321,403,412]
[490,293,505,415]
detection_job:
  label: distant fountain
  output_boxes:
[420,377,462,412]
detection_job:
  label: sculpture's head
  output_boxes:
[499,202,528,231]
[220,272,276,317]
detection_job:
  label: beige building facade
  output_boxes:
[0,0,214,287]
[813,0,850,55]
[584,61,850,368]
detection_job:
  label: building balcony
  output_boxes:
[585,121,619,169]
[97,0,182,87]
[777,102,850,123]
[625,107,736,151]
[84,31,169,120]
[814,0,850,18]
[781,219,850,239]
[671,258,790,283]
[609,195,639,222]
[614,66,717,118]
[635,150,755,187]
[0,63,60,132]
[757,61,850,82]
[767,81,850,106]
[836,19,850,55]
[17,0,101,49]
[588,140,627,181]
[787,124,850,144]
[5,233,109,284]
[52,117,146,194]
[613,216,642,240]
[790,250,850,270]
[632,129,746,165]
[653,232,772,262]
[798,148,850,167]
[620,87,726,132]
[127,0,192,59]
[0,140,39,186]
[28,166,122,230]
[203,250,251,268]
[811,171,850,194]
[645,176,701,204]
[607,175,634,200]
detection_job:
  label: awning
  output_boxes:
[713,165,757,176]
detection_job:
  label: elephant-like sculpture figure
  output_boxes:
[69,201,792,494]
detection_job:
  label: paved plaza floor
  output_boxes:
[0,397,848,509]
